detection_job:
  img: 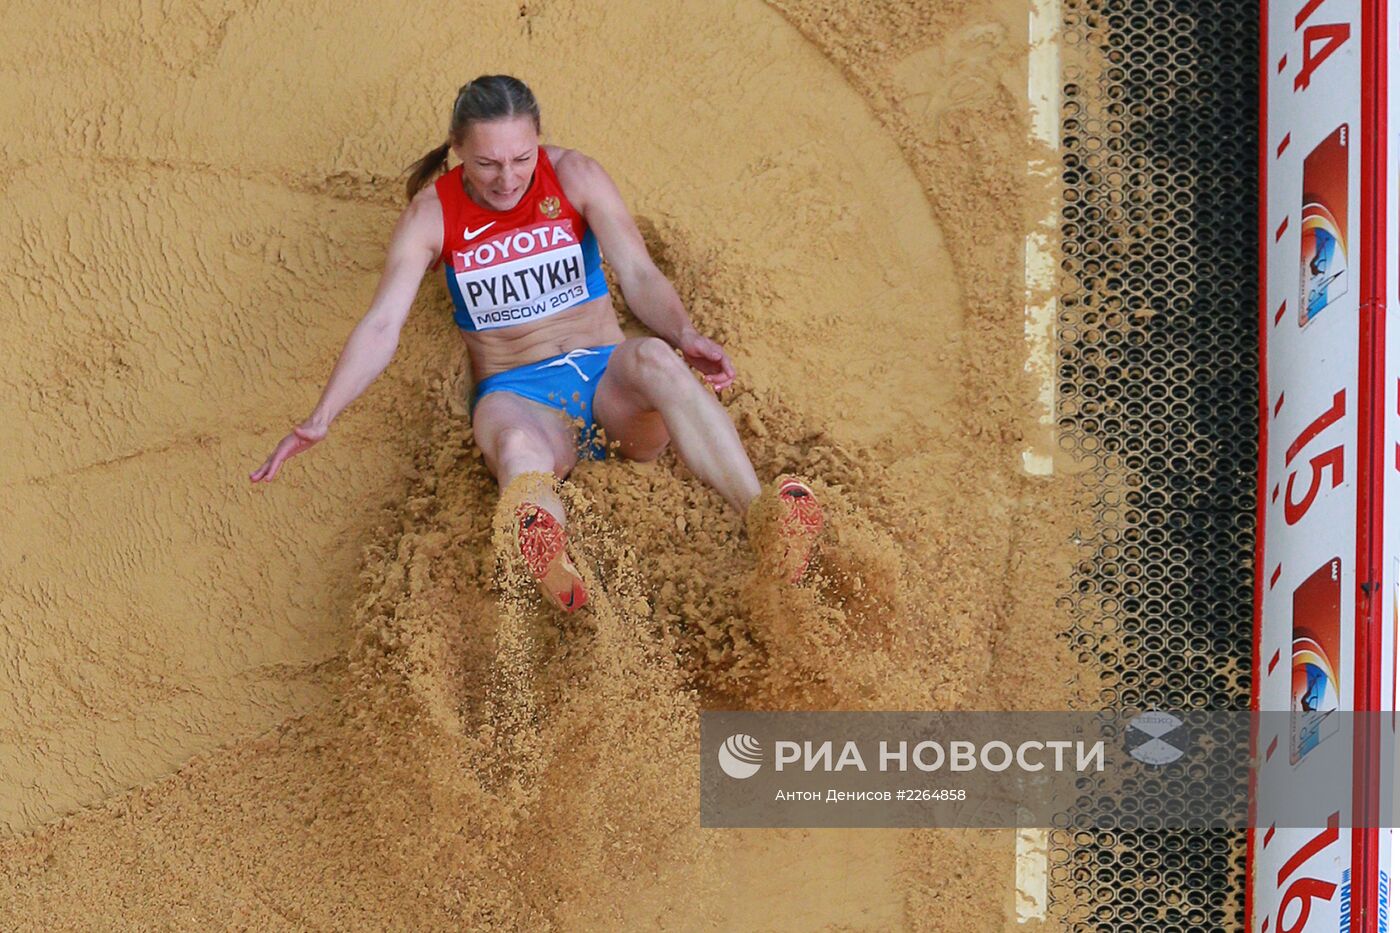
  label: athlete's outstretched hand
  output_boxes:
[677,328,736,393]
[250,420,328,483]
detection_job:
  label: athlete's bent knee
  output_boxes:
[631,337,693,398]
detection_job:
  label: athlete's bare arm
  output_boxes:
[250,191,442,482]
[554,150,736,391]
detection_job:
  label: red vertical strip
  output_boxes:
[1353,1,1388,929]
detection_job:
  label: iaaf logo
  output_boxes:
[452,221,576,273]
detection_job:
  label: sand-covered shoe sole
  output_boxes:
[775,476,824,583]
[515,503,589,612]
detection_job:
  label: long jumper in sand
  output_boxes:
[249,74,823,612]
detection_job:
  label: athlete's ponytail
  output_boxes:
[403,140,452,204]
[403,75,542,203]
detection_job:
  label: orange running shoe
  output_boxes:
[515,503,589,613]
[775,476,824,583]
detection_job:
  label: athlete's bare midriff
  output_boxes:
[421,143,627,387]
[458,296,627,384]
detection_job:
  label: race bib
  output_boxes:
[450,221,590,330]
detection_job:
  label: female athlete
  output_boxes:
[249,74,823,612]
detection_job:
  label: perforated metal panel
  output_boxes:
[1049,0,1256,929]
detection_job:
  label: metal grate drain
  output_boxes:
[1048,0,1257,929]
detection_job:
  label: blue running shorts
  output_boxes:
[470,344,619,460]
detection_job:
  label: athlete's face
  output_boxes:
[456,116,540,212]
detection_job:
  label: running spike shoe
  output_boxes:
[775,476,824,583]
[515,503,588,613]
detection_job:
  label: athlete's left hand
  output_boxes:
[677,329,736,392]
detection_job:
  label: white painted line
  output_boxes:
[1015,0,1061,919]
[1022,0,1062,477]
[1015,822,1050,923]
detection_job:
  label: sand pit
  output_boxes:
[1,0,1086,928]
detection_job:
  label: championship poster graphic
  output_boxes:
[1298,124,1350,327]
[1291,557,1343,763]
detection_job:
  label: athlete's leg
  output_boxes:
[472,391,589,611]
[591,337,761,513]
[472,391,580,519]
[592,337,823,581]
